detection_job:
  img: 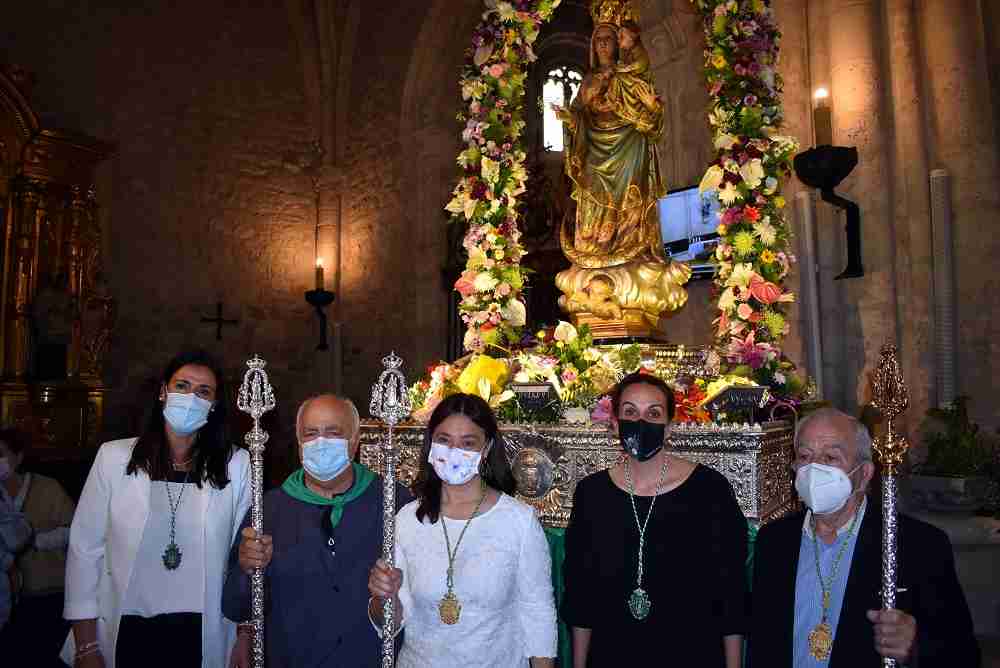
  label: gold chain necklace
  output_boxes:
[807,508,860,661]
[438,482,487,625]
[623,455,670,621]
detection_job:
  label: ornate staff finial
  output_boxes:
[370,351,412,426]
[868,343,910,668]
[871,344,910,475]
[369,351,410,667]
[236,354,276,668]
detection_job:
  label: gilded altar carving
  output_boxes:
[360,419,796,529]
[0,65,114,456]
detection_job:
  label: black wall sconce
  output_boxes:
[793,145,864,279]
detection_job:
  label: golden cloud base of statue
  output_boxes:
[556,257,692,340]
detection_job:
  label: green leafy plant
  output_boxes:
[917,396,995,477]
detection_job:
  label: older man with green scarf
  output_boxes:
[223,394,411,667]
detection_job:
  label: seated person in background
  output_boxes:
[0,427,76,664]
[224,394,412,668]
[749,407,981,667]
[0,452,31,632]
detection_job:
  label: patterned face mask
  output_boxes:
[428,441,488,485]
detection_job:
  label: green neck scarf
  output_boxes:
[281,462,376,529]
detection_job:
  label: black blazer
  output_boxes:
[748,502,980,668]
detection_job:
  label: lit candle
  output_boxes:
[813,87,833,146]
[315,257,325,290]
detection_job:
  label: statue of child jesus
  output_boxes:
[603,20,663,137]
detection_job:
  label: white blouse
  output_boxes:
[393,493,557,668]
[121,478,205,617]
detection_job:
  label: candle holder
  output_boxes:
[305,288,336,350]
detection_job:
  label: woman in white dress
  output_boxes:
[369,393,557,667]
[63,349,251,668]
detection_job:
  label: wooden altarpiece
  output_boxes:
[0,65,115,460]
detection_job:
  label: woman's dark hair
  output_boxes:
[414,393,516,524]
[127,349,232,489]
[610,371,676,421]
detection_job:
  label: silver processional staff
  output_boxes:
[369,351,412,668]
[237,355,276,668]
[870,343,910,668]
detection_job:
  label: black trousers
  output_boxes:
[116,612,202,667]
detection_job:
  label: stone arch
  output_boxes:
[399,0,482,363]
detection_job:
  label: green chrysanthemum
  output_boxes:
[732,231,756,257]
[763,310,786,338]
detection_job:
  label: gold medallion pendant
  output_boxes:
[808,621,833,661]
[439,591,462,625]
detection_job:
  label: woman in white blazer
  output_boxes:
[63,350,251,668]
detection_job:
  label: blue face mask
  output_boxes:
[163,392,213,436]
[301,437,351,482]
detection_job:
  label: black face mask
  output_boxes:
[618,418,666,462]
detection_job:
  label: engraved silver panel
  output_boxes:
[360,419,797,528]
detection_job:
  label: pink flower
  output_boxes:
[561,367,578,384]
[469,101,481,115]
[454,270,477,298]
[721,207,743,226]
[497,282,512,296]
[737,303,754,320]
[710,80,723,96]
[488,63,507,78]
[749,277,783,305]
[591,395,614,423]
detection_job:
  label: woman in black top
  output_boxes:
[562,372,748,668]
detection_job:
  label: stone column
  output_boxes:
[828,0,897,410]
[885,0,933,437]
[918,0,1000,427]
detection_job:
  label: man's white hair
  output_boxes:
[794,406,872,463]
[295,394,360,440]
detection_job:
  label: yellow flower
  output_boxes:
[712,53,727,70]
[536,330,547,340]
[717,223,728,236]
[760,249,776,263]
[456,355,509,396]
[774,195,786,209]
[732,231,756,257]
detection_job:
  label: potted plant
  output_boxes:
[910,396,995,512]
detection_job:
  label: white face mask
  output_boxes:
[795,462,862,515]
[163,392,213,436]
[428,441,487,486]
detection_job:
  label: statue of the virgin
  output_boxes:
[554,0,690,338]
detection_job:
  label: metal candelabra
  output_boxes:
[237,356,276,668]
[369,351,412,668]
[870,344,910,668]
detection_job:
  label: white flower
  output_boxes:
[699,165,724,193]
[718,287,737,311]
[481,157,500,186]
[714,132,739,150]
[726,263,757,288]
[513,370,531,383]
[719,181,742,205]
[763,176,778,194]
[708,106,733,129]
[739,159,765,189]
[500,298,527,326]
[753,220,778,246]
[553,321,578,343]
[473,272,499,293]
[773,371,787,385]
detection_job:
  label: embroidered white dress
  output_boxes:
[393,494,557,667]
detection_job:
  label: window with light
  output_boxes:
[542,65,583,152]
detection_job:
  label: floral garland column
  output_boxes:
[693,0,801,392]
[445,0,562,353]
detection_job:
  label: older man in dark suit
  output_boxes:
[749,407,980,667]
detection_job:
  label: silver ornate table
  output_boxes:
[359,419,797,528]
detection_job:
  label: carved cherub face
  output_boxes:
[587,276,614,298]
